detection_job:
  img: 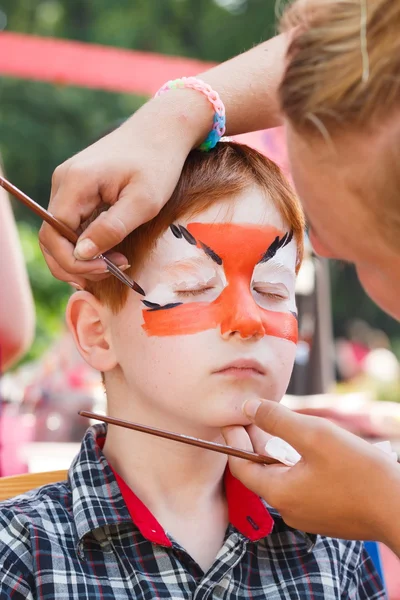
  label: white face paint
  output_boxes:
[143,252,225,307]
[251,242,297,314]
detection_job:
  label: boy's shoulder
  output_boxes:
[0,480,71,554]
[0,480,72,595]
[0,477,70,513]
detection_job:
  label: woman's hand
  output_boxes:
[223,398,400,557]
[39,91,211,288]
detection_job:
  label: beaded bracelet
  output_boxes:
[155,77,226,151]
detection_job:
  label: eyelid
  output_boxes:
[174,284,215,293]
[253,282,289,296]
[175,286,216,298]
[171,274,220,290]
[253,281,288,289]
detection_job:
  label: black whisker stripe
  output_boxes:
[178,225,197,245]
[169,224,182,238]
[283,230,293,247]
[148,302,183,312]
[142,300,162,309]
[199,242,223,265]
[280,232,288,247]
[142,300,183,312]
[259,236,280,263]
[258,230,294,264]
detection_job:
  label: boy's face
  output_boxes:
[106,187,298,430]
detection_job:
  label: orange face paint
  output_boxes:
[142,223,298,344]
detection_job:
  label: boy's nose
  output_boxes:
[220,291,265,341]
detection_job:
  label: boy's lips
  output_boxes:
[213,359,265,377]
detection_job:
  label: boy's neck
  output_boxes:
[102,406,228,517]
[102,404,231,570]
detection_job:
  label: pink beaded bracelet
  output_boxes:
[155,77,226,151]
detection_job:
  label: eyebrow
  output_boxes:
[162,256,214,277]
[253,261,295,279]
[257,231,294,264]
[199,242,223,265]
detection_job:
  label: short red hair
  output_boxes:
[85,142,305,312]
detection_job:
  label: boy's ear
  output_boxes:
[66,291,117,373]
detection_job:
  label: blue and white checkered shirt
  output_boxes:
[0,424,386,599]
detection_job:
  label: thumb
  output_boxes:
[74,185,161,259]
[243,399,323,458]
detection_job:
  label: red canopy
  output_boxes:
[1,31,289,171]
[1,31,214,95]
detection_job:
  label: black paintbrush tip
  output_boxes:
[132,280,146,296]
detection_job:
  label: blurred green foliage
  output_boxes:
[1,0,399,365]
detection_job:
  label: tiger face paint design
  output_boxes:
[142,222,298,344]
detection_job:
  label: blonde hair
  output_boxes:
[279,0,400,250]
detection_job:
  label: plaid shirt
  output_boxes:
[0,424,385,599]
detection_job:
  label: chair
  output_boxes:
[0,470,68,501]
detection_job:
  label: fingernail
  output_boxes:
[119,264,131,272]
[68,282,83,291]
[74,239,98,260]
[243,399,262,420]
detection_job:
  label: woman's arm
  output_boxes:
[0,180,35,371]
[199,32,287,135]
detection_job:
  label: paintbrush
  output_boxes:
[0,175,145,295]
[79,410,281,465]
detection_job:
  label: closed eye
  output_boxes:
[254,291,286,301]
[253,285,289,301]
[175,286,215,297]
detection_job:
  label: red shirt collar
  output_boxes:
[99,437,274,546]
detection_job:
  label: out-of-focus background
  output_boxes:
[0,0,399,593]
